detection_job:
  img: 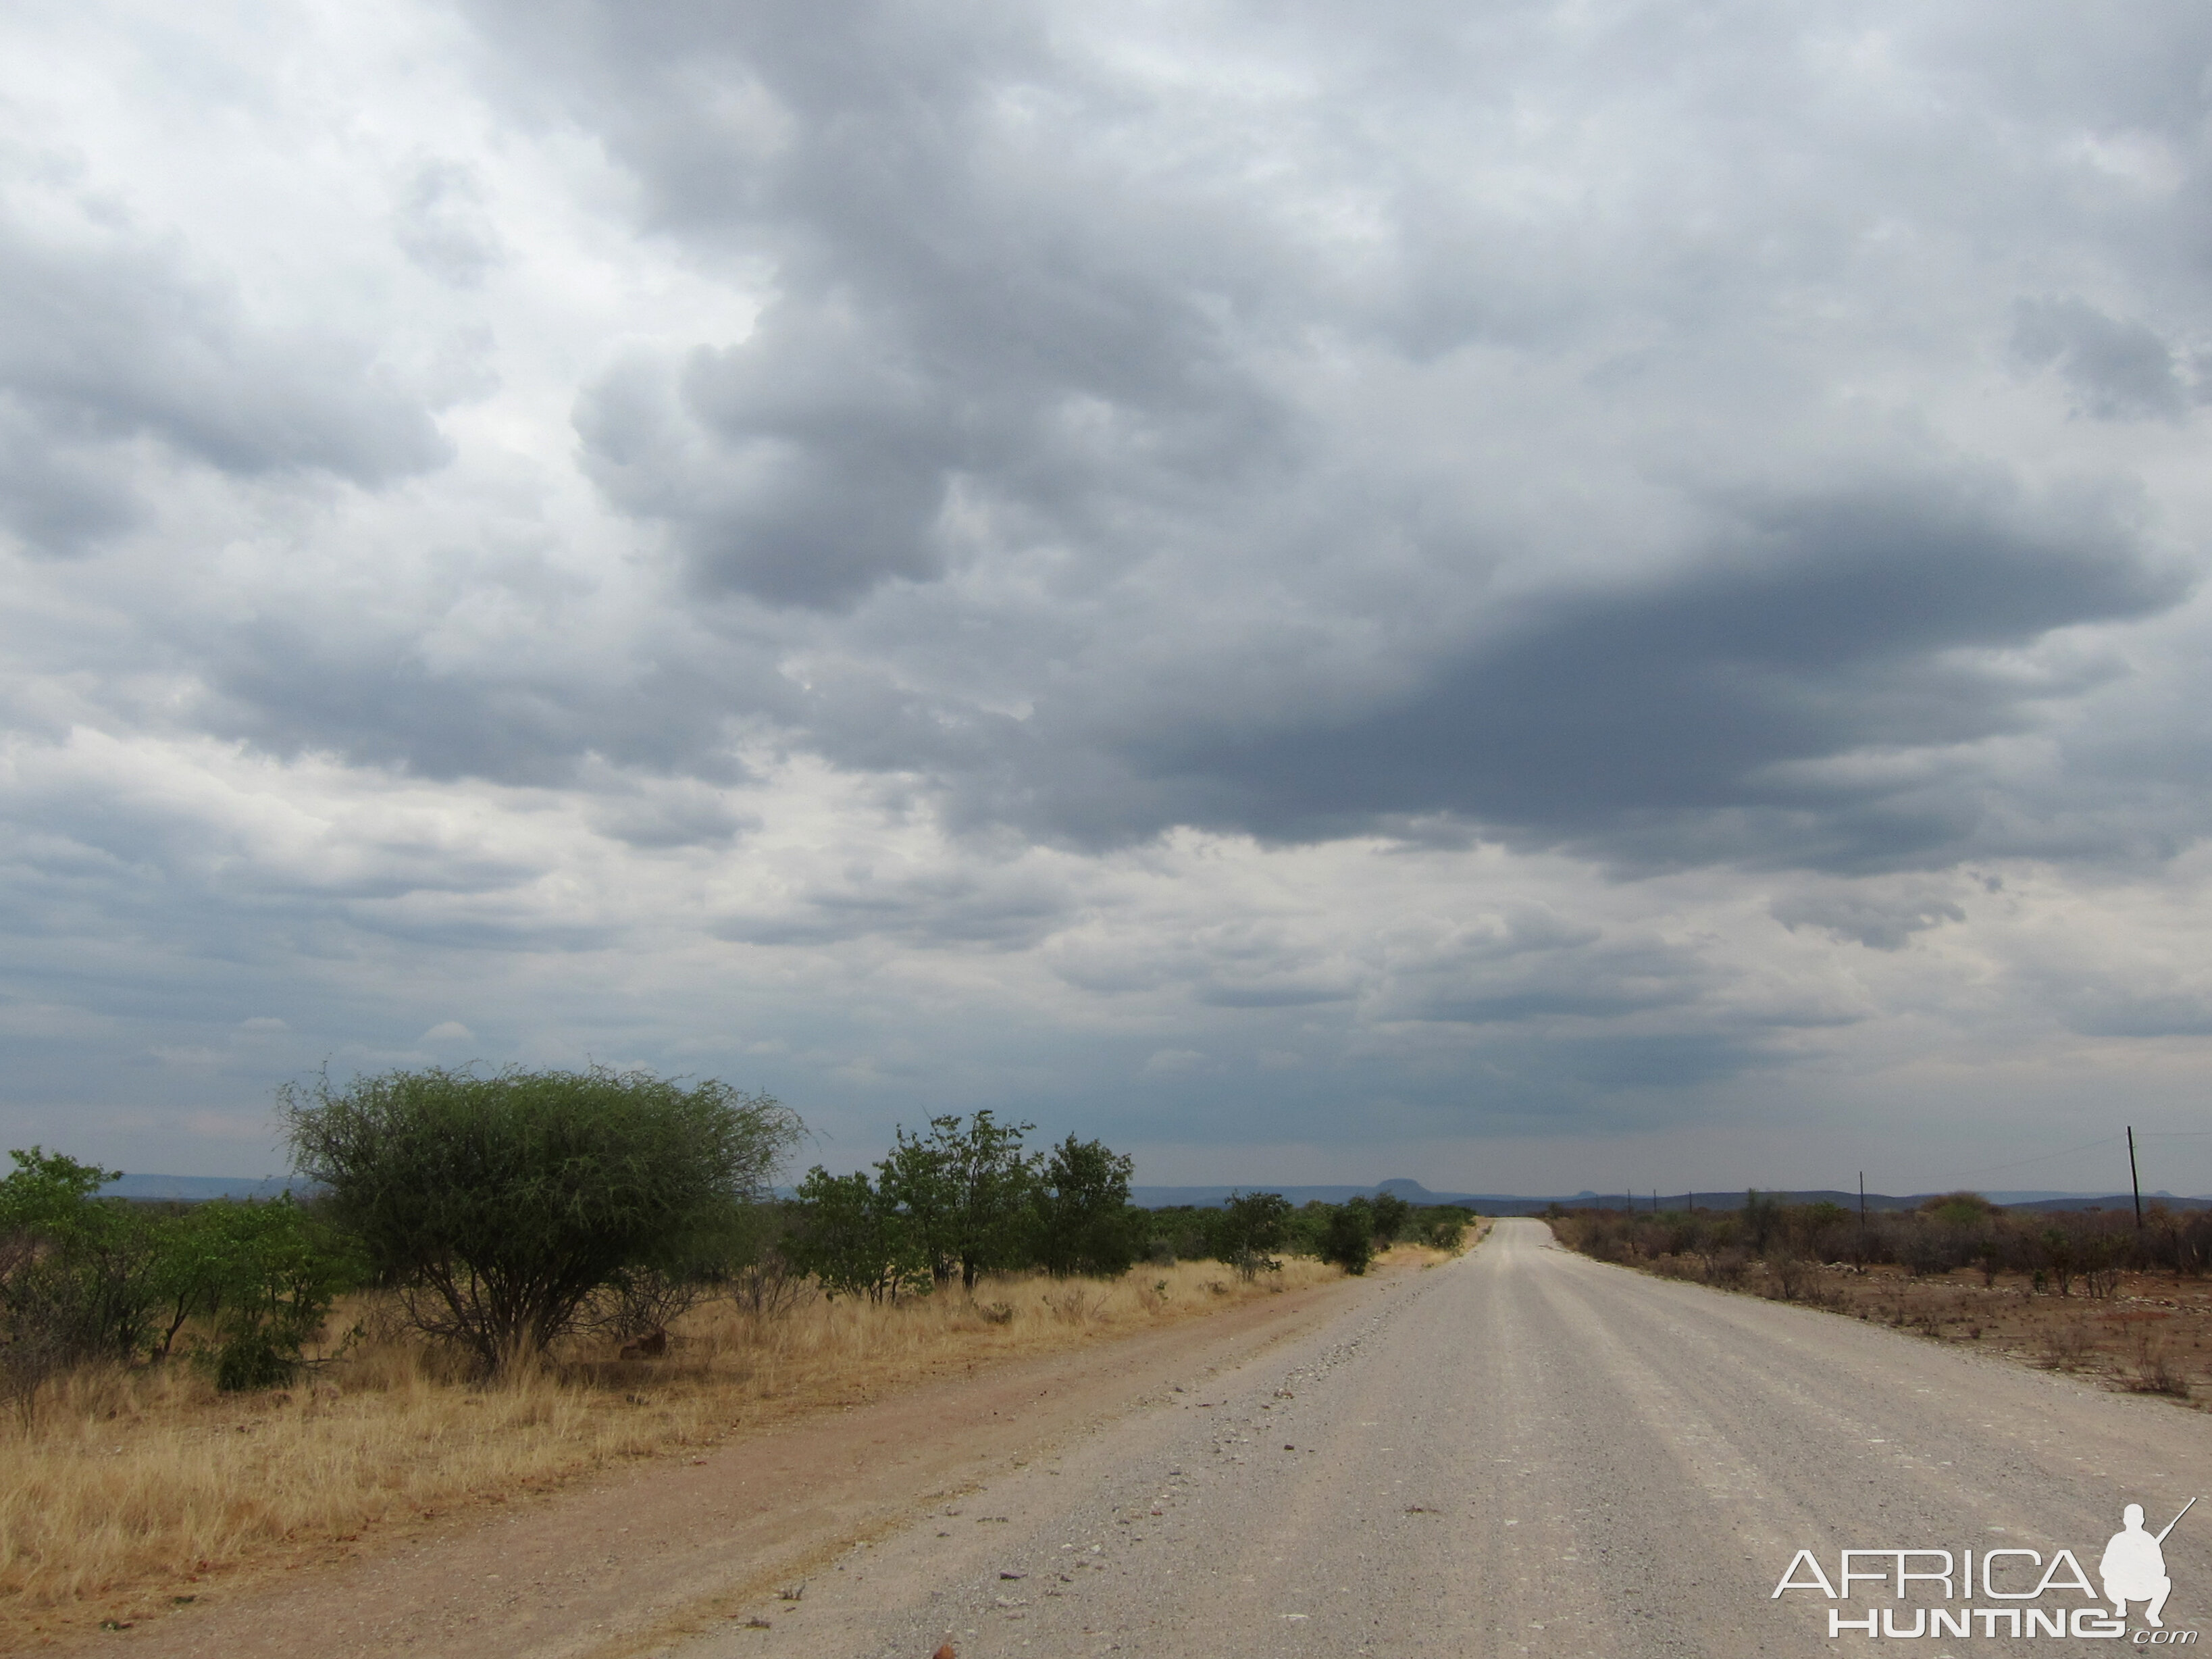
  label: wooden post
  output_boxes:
[2129,1126,2144,1229]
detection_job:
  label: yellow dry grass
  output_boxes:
[0,1256,1342,1644]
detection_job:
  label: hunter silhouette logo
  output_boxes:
[2104,1499,2192,1628]
[1772,1496,2199,1641]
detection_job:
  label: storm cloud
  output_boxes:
[4,0,2212,1190]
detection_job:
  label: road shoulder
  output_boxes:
[99,1265,1420,1659]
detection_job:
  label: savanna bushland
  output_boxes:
[1552,1192,2212,1400]
[0,1065,1471,1642]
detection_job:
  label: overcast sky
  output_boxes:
[5,0,2212,1196]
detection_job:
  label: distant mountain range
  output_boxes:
[98,1173,307,1202]
[101,1172,2212,1213]
[1129,1178,2212,1214]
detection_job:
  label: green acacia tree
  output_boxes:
[283,1066,798,1372]
[1211,1190,1291,1281]
[1033,1135,1138,1277]
[877,1111,1040,1290]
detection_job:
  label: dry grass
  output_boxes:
[0,1256,1343,1645]
[1617,1244,2212,1406]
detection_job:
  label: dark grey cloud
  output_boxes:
[197,616,779,789]
[776,474,2179,873]
[497,0,1295,610]
[1318,908,1690,1021]
[576,324,963,608]
[712,858,1074,950]
[0,213,452,555]
[1195,983,1352,1010]
[407,0,2212,883]
[2013,297,2194,421]
[0,401,139,555]
[1770,886,1967,952]
[1116,478,2182,868]
[1372,1031,1791,1137]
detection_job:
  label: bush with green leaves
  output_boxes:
[877,1111,1041,1289]
[284,1065,798,1371]
[157,1196,357,1389]
[1368,1191,1412,1244]
[588,1194,800,1337]
[720,1202,808,1317]
[1419,1208,1470,1250]
[1210,1190,1291,1280]
[1,1148,166,1374]
[1320,1199,1376,1275]
[1033,1135,1139,1277]
[783,1169,933,1302]
[1134,1206,1213,1265]
[1,1150,357,1406]
[2,1149,133,1416]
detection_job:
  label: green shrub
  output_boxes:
[180,1196,355,1384]
[1033,1136,1141,1278]
[2,1150,359,1410]
[215,1328,297,1392]
[784,1169,931,1302]
[1320,1204,1374,1275]
[877,1111,1040,1290]
[1421,1209,1469,1250]
[284,1065,798,1371]
[1,1148,166,1372]
[1368,1192,1412,1244]
[1210,1191,1291,1281]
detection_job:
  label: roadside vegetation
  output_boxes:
[0,1065,1474,1643]
[1553,1192,2212,1402]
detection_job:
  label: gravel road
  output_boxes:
[688,1219,2212,1658]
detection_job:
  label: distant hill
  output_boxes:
[1555,1189,2212,1215]
[1131,1179,2212,1215]
[97,1174,308,1202]
[1131,1178,1497,1210]
[1996,1193,2212,1214]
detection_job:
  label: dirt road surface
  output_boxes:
[107,1221,2212,1658]
[684,1219,2212,1658]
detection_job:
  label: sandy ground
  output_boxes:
[86,1264,1408,1659]
[675,1220,2212,1658]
